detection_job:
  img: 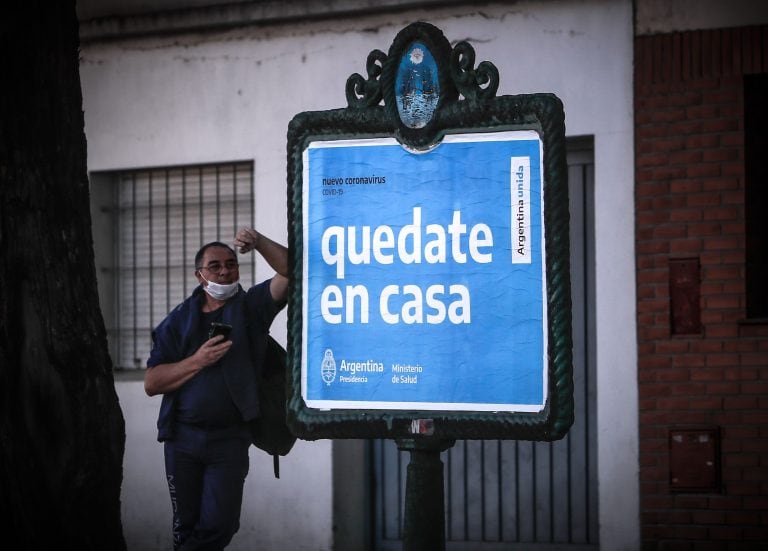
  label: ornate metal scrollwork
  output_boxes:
[450,41,499,105]
[344,24,503,149]
[347,33,500,113]
[346,49,388,109]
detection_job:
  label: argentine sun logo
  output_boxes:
[321,349,336,385]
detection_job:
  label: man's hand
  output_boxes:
[234,228,260,254]
[233,227,289,302]
[144,335,233,396]
[192,335,233,368]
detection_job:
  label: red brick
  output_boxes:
[724,453,759,467]
[704,294,740,308]
[656,225,689,239]
[727,481,760,495]
[706,325,740,338]
[722,340,758,353]
[723,395,759,409]
[639,241,672,255]
[700,118,739,133]
[686,193,722,207]
[658,396,691,409]
[702,148,739,162]
[743,466,768,481]
[707,525,743,540]
[721,161,744,177]
[722,426,759,439]
[667,526,709,540]
[672,354,706,368]
[701,177,740,191]
[654,137,687,151]
[638,210,672,225]
[670,239,703,254]
[742,410,768,424]
[687,164,722,178]
[670,179,702,193]
[686,134,720,149]
[702,206,741,221]
[740,354,768,367]
[720,132,744,147]
[670,209,703,222]
[686,222,722,236]
[692,510,726,524]
[703,238,740,251]
[667,382,708,396]
[705,265,741,280]
[714,410,743,424]
[742,495,768,510]
[726,509,762,524]
[701,87,739,104]
[686,104,719,119]
[700,282,725,296]
[707,495,744,509]
[689,397,723,409]
[707,381,741,395]
[668,120,703,135]
[690,368,724,381]
[653,166,688,180]
[639,152,671,167]
[653,107,687,123]
[701,311,724,324]
[743,526,768,541]
[703,353,737,367]
[654,194,688,209]
[670,149,704,165]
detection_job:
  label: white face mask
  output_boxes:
[200,273,240,301]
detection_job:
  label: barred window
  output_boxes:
[90,161,256,370]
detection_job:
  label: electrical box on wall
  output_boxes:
[669,257,701,335]
[669,427,720,492]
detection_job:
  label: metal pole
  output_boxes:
[397,438,455,551]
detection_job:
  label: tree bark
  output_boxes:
[0,1,126,549]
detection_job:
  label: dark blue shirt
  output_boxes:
[173,309,241,427]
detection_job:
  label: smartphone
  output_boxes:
[208,322,233,340]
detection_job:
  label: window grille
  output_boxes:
[91,161,255,370]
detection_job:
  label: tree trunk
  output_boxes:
[0,1,126,549]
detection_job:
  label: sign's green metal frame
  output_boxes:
[286,21,573,443]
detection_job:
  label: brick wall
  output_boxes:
[635,26,768,549]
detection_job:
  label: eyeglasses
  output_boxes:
[198,261,239,274]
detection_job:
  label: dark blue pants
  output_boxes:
[164,423,251,551]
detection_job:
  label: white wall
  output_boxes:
[82,1,637,548]
[636,0,768,34]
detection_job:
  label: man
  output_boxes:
[145,228,289,550]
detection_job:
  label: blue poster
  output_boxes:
[301,131,546,412]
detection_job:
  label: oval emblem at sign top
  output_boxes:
[395,42,439,129]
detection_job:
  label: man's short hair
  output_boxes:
[195,241,236,269]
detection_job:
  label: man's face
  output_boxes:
[196,246,239,286]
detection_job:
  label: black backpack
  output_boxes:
[249,335,297,478]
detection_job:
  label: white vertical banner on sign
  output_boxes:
[511,156,531,264]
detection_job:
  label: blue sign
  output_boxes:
[301,131,546,412]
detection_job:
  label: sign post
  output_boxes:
[286,21,573,548]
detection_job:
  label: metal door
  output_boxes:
[372,137,597,550]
